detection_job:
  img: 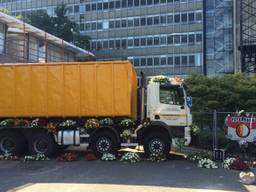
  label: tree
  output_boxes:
[25,3,90,49]
[186,73,256,112]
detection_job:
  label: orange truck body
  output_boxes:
[0,61,137,119]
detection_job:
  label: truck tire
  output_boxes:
[0,131,27,155]
[91,131,118,158]
[143,133,170,156]
[28,132,56,157]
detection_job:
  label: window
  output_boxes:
[134,58,140,66]
[97,41,102,50]
[115,20,121,28]
[109,1,115,9]
[134,0,140,6]
[160,16,166,24]
[121,19,127,27]
[154,37,160,45]
[128,0,133,7]
[91,42,96,50]
[160,36,167,44]
[181,13,187,23]
[167,35,173,44]
[154,16,160,25]
[103,2,109,9]
[109,40,115,48]
[121,39,127,48]
[80,24,85,31]
[141,38,146,46]
[74,5,80,12]
[181,56,187,65]
[141,58,146,66]
[147,17,153,25]
[134,38,140,46]
[141,18,146,26]
[85,4,91,11]
[97,22,103,29]
[189,55,195,65]
[188,12,194,22]
[134,18,140,26]
[115,40,121,49]
[85,23,91,30]
[116,1,121,8]
[167,15,173,24]
[181,35,187,43]
[147,0,153,5]
[154,57,160,65]
[161,0,166,3]
[174,56,180,66]
[168,56,173,65]
[196,12,202,21]
[128,39,133,47]
[161,57,167,65]
[92,3,96,10]
[147,37,153,46]
[103,41,109,48]
[196,34,202,42]
[154,0,159,4]
[122,0,127,7]
[174,14,180,23]
[91,22,97,30]
[167,0,173,2]
[189,34,195,44]
[147,58,153,66]
[159,86,183,105]
[174,35,180,44]
[128,19,133,27]
[109,21,115,28]
[97,3,102,11]
[141,0,146,5]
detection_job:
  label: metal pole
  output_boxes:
[213,110,218,150]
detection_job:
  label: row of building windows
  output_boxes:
[80,11,202,31]
[90,32,203,50]
[70,0,201,13]
[127,54,201,67]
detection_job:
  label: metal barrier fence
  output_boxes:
[191,111,256,156]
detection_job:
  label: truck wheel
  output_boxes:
[143,133,170,156]
[91,131,118,158]
[0,131,27,155]
[28,132,56,157]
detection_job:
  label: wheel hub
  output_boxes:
[0,137,15,153]
[149,139,164,154]
[96,138,111,153]
[34,139,48,154]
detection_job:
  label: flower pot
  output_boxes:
[239,171,255,185]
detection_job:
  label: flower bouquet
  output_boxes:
[150,75,170,84]
[198,158,218,169]
[148,153,166,162]
[120,119,135,129]
[0,119,15,128]
[99,118,114,126]
[121,129,132,142]
[59,120,76,127]
[120,152,140,163]
[101,153,116,161]
[23,154,49,162]
[223,157,236,169]
[85,118,100,131]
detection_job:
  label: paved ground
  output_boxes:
[0,156,256,192]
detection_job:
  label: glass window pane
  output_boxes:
[196,34,202,42]
[189,34,195,44]
[147,37,153,45]
[109,1,115,9]
[147,17,153,25]
[134,38,140,46]
[121,19,127,27]
[174,56,180,66]
[134,18,140,26]
[181,13,187,22]
[141,18,146,26]
[128,0,133,7]
[168,56,173,65]
[188,12,194,22]
[115,20,121,28]
[92,3,96,10]
[103,2,109,9]
[161,16,166,24]
[97,2,103,10]
[134,58,140,66]
[160,36,167,44]
[174,35,180,44]
[167,15,173,23]
[103,40,109,48]
[181,35,187,43]
[167,35,173,44]
[147,58,153,66]
[121,39,127,48]
[116,1,121,8]
[122,0,127,7]
[161,57,167,65]
[154,37,159,45]
[141,38,146,46]
[154,16,160,24]
[141,58,146,66]
[181,56,187,65]
[134,0,140,6]
[174,14,180,23]
[189,55,195,65]
[154,57,160,65]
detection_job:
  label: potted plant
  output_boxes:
[121,129,132,143]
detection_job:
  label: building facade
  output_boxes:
[0,12,94,63]
[1,0,235,76]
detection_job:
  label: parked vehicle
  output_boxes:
[0,61,192,157]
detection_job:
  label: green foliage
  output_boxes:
[186,73,256,112]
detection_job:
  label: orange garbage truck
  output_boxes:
[0,61,192,157]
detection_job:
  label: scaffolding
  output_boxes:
[240,0,256,73]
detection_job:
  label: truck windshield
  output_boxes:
[159,85,184,105]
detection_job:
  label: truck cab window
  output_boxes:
[159,86,183,105]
